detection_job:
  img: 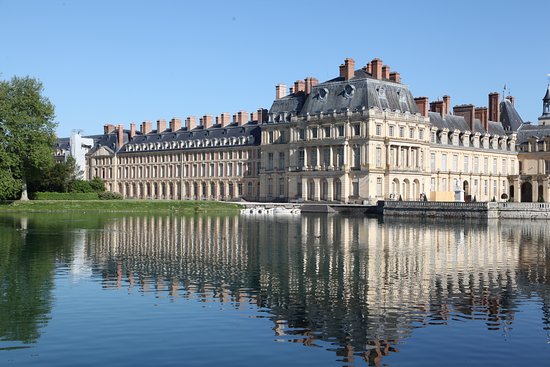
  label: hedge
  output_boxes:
[33,192,99,200]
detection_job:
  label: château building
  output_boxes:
[75,56,550,203]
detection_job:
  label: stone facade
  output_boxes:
[78,57,550,203]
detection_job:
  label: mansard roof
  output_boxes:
[500,99,523,132]
[516,123,550,145]
[119,122,260,153]
[269,73,418,116]
[428,112,506,136]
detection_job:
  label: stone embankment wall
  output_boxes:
[382,201,550,219]
[381,201,498,219]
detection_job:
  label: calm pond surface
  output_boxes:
[1,212,549,366]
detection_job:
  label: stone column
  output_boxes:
[303,148,308,170]
[329,146,334,169]
[302,177,308,201]
[316,147,321,170]
[313,178,321,201]
[327,178,334,201]
[341,174,350,203]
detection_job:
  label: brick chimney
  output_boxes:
[304,77,319,95]
[506,95,515,107]
[488,92,501,122]
[362,62,372,74]
[453,104,476,131]
[217,112,231,127]
[130,123,136,140]
[294,80,305,93]
[104,124,116,134]
[202,115,213,129]
[257,108,268,123]
[169,118,182,132]
[141,121,152,135]
[117,124,124,149]
[275,84,287,99]
[389,72,401,83]
[371,58,383,80]
[475,107,489,131]
[414,97,429,117]
[236,110,248,125]
[186,116,197,129]
[339,58,355,81]
[382,65,390,79]
[441,95,451,116]
[156,119,167,133]
[430,100,444,116]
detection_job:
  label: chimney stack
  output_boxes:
[202,115,213,129]
[169,118,182,132]
[156,119,167,133]
[442,95,451,116]
[275,84,287,100]
[362,62,372,74]
[389,72,401,83]
[371,58,383,80]
[257,108,268,123]
[186,116,197,129]
[506,95,515,107]
[294,80,305,93]
[130,123,136,140]
[103,124,116,134]
[453,104,476,131]
[382,65,390,79]
[475,107,489,132]
[117,124,124,149]
[339,58,355,81]
[430,100,445,117]
[488,92,501,122]
[140,121,152,135]
[304,77,319,95]
[236,110,248,125]
[217,112,231,127]
[414,97,429,117]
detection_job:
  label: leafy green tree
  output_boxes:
[69,179,94,193]
[36,156,80,193]
[0,76,56,200]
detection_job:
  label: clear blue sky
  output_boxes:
[1,0,549,137]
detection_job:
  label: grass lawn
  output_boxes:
[0,199,243,213]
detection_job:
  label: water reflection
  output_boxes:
[1,213,549,364]
[76,214,550,366]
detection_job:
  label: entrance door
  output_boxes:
[521,182,533,202]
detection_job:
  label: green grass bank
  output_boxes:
[0,200,243,213]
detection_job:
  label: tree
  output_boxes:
[0,76,56,200]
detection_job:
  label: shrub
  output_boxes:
[98,191,123,200]
[69,180,94,193]
[34,192,99,200]
[90,177,106,193]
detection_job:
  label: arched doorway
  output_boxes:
[334,179,342,202]
[403,179,410,200]
[413,179,420,200]
[521,182,532,202]
[391,178,400,200]
[463,181,470,202]
[320,179,328,201]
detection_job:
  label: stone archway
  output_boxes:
[521,182,533,202]
[403,179,410,200]
[463,181,470,202]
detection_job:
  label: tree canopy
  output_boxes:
[0,76,57,200]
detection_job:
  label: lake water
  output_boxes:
[1,212,549,366]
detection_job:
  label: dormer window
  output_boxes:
[344,84,355,98]
[318,88,329,100]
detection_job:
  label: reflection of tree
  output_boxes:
[0,214,96,345]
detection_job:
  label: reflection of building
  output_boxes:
[73,56,541,203]
[84,214,550,365]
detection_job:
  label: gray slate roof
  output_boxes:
[516,123,550,145]
[428,113,506,136]
[119,122,261,153]
[269,73,418,116]
[501,99,524,132]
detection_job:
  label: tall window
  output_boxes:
[376,177,382,196]
[441,154,447,171]
[431,153,436,172]
[267,152,274,170]
[298,149,305,168]
[376,124,382,136]
[464,156,469,173]
[324,126,331,138]
[376,147,382,167]
[452,155,458,172]
[389,126,394,137]
[311,127,318,139]
[353,146,361,168]
[338,125,345,137]
[278,152,285,170]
